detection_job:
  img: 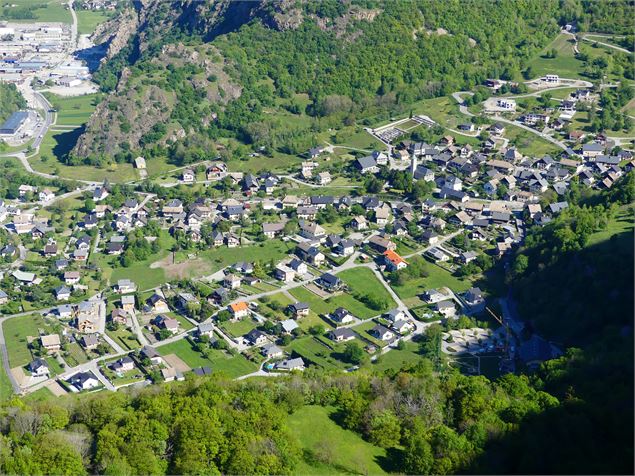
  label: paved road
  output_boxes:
[491,115,568,150]
[581,35,630,54]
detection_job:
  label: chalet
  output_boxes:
[0,290,7,305]
[464,287,485,306]
[370,324,395,341]
[289,301,310,318]
[54,285,71,301]
[39,189,55,202]
[423,289,450,304]
[569,130,585,142]
[111,356,135,373]
[310,195,334,209]
[121,295,135,313]
[146,293,170,314]
[374,207,391,226]
[76,313,97,333]
[261,343,283,359]
[93,186,109,202]
[29,358,49,377]
[414,166,434,182]
[350,215,368,231]
[422,229,439,244]
[299,221,326,241]
[385,309,407,322]
[329,307,354,325]
[153,315,179,334]
[356,155,379,174]
[316,272,342,291]
[329,327,356,342]
[262,222,285,239]
[229,301,250,319]
[80,334,99,350]
[582,142,604,158]
[141,346,163,365]
[297,206,318,220]
[383,250,407,271]
[245,329,267,346]
[111,308,128,325]
[275,265,296,283]
[206,163,227,181]
[225,233,240,248]
[317,172,332,185]
[275,357,305,371]
[223,274,242,289]
[41,334,61,353]
[490,123,505,135]
[288,258,308,275]
[392,320,415,334]
[367,235,396,253]
[280,319,299,334]
[336,239,356,256]
[68,371,100,391]
[436,300,457,318]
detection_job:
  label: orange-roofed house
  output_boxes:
[383,250,408,271]
[229,301,250,319]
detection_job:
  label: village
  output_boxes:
[0,67,631,397]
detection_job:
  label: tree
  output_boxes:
[368,410,401,448]
[343,341,366,365]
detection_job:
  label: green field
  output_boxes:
[0,0,71,23]
[286,405,388,475]
[391,262,474,307]
[2,314,53,368]
[503,123,561,157]
[158,339,257,378]
[286,336,347,370]
[288,267,395,320]
[219,318,259,338]
[371,341,423,372]
[75,9,112,34]
[587,206,634,247]
[527,34,583,79]
[45,93,101,127]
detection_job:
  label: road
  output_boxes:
[581,35,630,54]
[491,115,568,151]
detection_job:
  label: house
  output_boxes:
[350,215,368,231]
[121,295,135,313]
[385,309,407,322]
[317,172,332,185]
[141,346,163,365]
[497,98,516,110]
[68,371,100,391]
[280,319,299,334]
[39,189,55,202]
[29,358,49,377]
[491,123,505,135]
[374,207,391,226]
[261,343,283,358]
[356,156,379,174]
[423,289,450,304]
[245,329,267,346]
[111,308,128,325]
[64,270,80,285]
[223,274,242,289]
[435,300,456,318]
[161,367,185,382]
[80,334,99,350]
[316,273,342,291]
[116,279,136,294]
[12,270,36,286]
[134,156,146,169]
[383,250,407,271]
[422,229,439,244]
[414,166,435,182]
[299,221,326,241]
[329,327,356,342]
[111,356,135,373]
[206,162,228,180]
[0,290,7,305]
[519,335,562,368]
[41,334,61,353]
[76,313,97,333]
[262,222,285,239]
[368,235,396,253]
[392,320,415,334]
[544,74,559,83]
[93,186,109,202]
[288,258,308,275]
[296,242,325,265]
[459,251,478,264]
[330,307,354,325]
[289,302,310,318]
[196,322,215,339]
[336,239,356,256]
[146,293,170,314]
[54,285,71,301]
[229,301,250,319]
[464,287,485,306]
[275,357,305,371]
[569,130,585,142]
[153,315,179,334]
[582,142,604,158]
[275,265,296,283]
[370,324,395,341]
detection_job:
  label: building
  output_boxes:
[0,111,27,135]
[275,357,305,371]
[330,307,354,325]
[68,371,100,391]
[383,250,408,271]
[328,327,356,342]
[229,301,250,319]
[289,301,310,318]
[497,99,516,110]
[41,334,61,353]
[29,358,49,377]
[370,324,395,341]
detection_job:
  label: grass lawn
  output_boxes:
[286,405,388,475]
[587,206,634,247]
[158,339,257,378]
[2,314,53,367]
[0,0,71,23]
[22,387,56,403]
[286,336,347,370]
[64,342,89,366]
[106,327,141,351]
[503,124,561,157]
[0,359,14,401]
[371,341,423,373]
[31,128,137,183]
[336,267,396,313]
[75,9,112,34]
[391,262,474,307]
[219,318,258,338]
[527,34,584,80]
[44,93,101,127]
[258,293,294,321]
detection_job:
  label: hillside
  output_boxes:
[70,0,565,164]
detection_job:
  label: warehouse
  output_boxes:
[0,111,28,135]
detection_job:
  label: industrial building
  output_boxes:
[0,111,28,135]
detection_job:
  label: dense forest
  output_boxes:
[0,83,26,124]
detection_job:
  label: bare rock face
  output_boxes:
[91,7,139,62]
